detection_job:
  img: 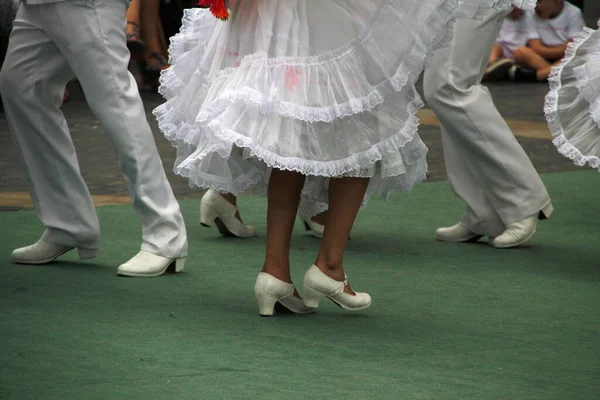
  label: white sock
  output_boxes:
[508,65,517,81]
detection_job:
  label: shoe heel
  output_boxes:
[77,248,99,260]
[255,292,279,317]
[200,204,219,227]
[174,258,186,273]
[166,258,186,273]
[302,285,325,308]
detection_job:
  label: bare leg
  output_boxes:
[262,170,306,284]
[125,0,144,88]
[314,177,369,293]
[125,0,143,52]
[536,59,561,81]
[125,0,142,24]
[140,0,168,71]
[126,0,141,27]
[513,46,551,81]
[488,44,504,65]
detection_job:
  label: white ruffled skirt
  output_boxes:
[155,0,529,211]
[545,20,600,170]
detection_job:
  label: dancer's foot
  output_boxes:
[492,214,537,249]
[254,272,314,316]
[302,265,371,311]
[302,217,325,238]
[200,190,257,238]
[301,212,347,239]
[12,238,98,265]
[117,250,186,277]
[435,222,483,243]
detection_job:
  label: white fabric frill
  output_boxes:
[154,0,523,210]
[545,20,600,170]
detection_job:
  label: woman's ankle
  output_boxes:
[313,259,355,295]
[220,193,237,207]
[314,256,345,281]
[261,260,292,283]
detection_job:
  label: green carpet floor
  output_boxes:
[1,171,599,399]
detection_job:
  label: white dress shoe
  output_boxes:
[492,215,537,249]
[12,239,98,265]
[302,265,371,311]
[117,250,186,277]
[200,190,257,238]
[254,272,315,316]
[301,217,351,239]
[302,218,324,238]
[435,222,483,243]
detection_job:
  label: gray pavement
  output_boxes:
[0,81,582,202]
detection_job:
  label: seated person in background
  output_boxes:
[512,0,584,82]
[125,0,170,91]
[484,7,529,81]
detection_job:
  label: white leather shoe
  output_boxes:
[12,239,98,265]
[302,265,371,311]
[254,272,315,316]
[302,218,324,238]
[435,222,483,243]
[200,190,257,238]
[492,215,537,249]
[117,250,186,277]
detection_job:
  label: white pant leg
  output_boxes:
[0,4,101,249]
[440,125,505,235]
[423,10,552,237]
[54,0,187,258]
[8,0,187,258]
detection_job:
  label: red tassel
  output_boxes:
[211,0,230,21]
[197,0,230,21]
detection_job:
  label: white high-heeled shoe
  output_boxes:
[254,272,315,316]
[302,265,371,311]
[302,218,324,238]
[200,190,257,238]
[12,239,98,265]
[117,250,186,277]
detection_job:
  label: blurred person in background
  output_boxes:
[126,0,170,91]
[484,7,529,81]
[512,0,585,82]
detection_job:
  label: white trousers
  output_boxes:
[423,10,553,237]
[0,0,187,258]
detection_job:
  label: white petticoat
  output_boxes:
[545,19,600,170]
[155,0,525,211]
